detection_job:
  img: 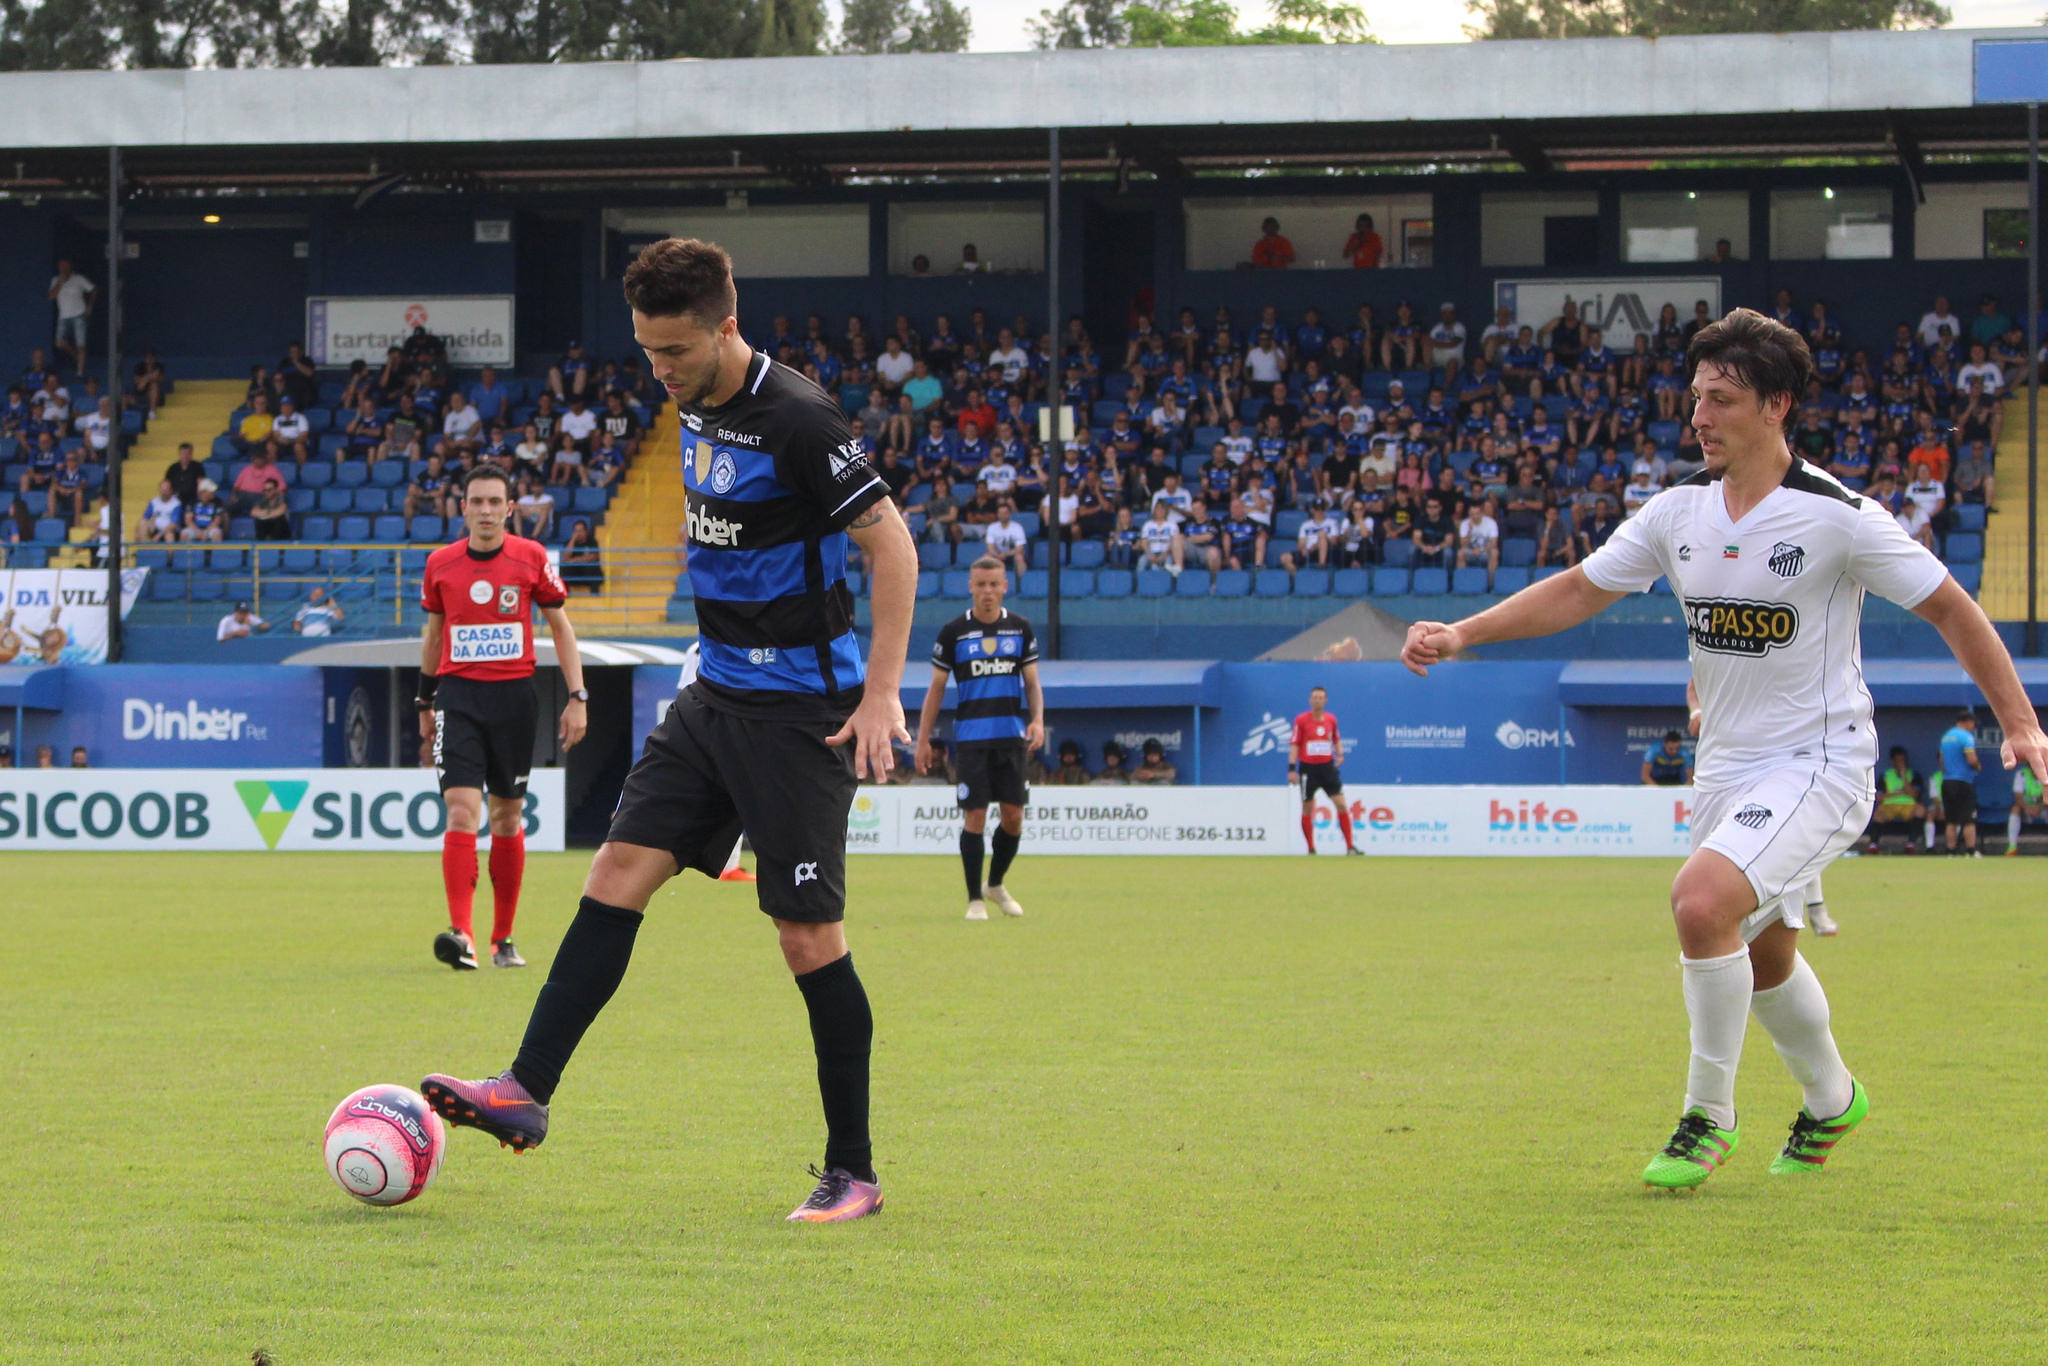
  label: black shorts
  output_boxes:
[1299,762,1343,803]
[956,743,1029,810]
[1941,778,1977,822]
[434,676,538,799]
[607,684,858,924]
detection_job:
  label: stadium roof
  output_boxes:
[0,29,2037,192]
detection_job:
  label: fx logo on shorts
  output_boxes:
[794,861,819,886]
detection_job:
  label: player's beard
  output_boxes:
[674,345,727,408]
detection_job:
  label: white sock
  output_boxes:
[1923,817,1935,846]
[2010,808,2022,846]
[1748,952,1853,1119]
[1680,947,1752,1131]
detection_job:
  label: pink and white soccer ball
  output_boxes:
[324,1084,446,1206]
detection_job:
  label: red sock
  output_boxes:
[441,830,477,941]
[1336,805,1355,851]
[1301,810,1317,853]
[488,831,526,947]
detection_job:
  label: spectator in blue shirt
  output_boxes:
[467,366,509,423]
[1938,711,1982,857]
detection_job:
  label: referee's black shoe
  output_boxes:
[434,928,478,971]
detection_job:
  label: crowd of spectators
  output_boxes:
[804,288,2017,591]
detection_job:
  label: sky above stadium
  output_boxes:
[833,0,2048,51]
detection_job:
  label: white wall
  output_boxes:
[1619,191,1749,263]
[604,205,869,278]
[1480,192,1598,268]
[1915,181,2028,260]
[1183,194,1433,271]
[888,201,1044,274]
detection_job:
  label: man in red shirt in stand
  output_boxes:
[418,463,589,970]
[1289,685,1359,855]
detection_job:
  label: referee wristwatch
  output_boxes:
[566,688,589,703]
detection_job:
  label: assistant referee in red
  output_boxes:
[418,463,588,970]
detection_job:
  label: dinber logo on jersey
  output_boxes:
[1682,598,1799,656]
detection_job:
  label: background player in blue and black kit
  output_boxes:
[914,558,1045,920]
[423,238,918,1224]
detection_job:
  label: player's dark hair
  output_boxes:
[1685,307,1812,435]
[1664,730,1683,743]
[1310,685,1327,695]
[462,462,514,500]
[622,238,737,328]
[969,556,1005,574]
[1955,709,1977,724]
[1890,746,1908,757]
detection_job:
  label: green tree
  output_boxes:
[1465,0,1949,40]
[1033,0,1369,47]
[835,0,971,53]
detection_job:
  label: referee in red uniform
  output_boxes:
[1290,686,1359,855]
[418,463,588,969]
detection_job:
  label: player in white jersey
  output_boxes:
[1690,677,1834,935]
[1402,308,2047,1188]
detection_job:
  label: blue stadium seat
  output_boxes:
[1946,532,1983,563]
[33,517,67,542]
[1411,567,1450,595]
[843,571,864,597]
[1380,539,1415,569]
[1092,399,1125,424]
[369,461,407,488]
[914,570,938,598]
[1500,538,1537,568]
[303,408,334,432]
[951,481,977,503]
[1212,569,1251,598]
[132,546,171,569]
[1492,566,1532,594]
[211,436,239,461]
[1330,568,1370,597]
[1451,566,1490,595]
[336,515,371,542]
[1533,566,1566,581]
[254,549,286,571]
[1952,504,1987,533]
[286,488,317,514]
[409,516,444,542]
[1173,571,1210,597]
[317,488,353,513]
[1371,567,1411,596]
[1136,569,1175,597]
[672,573,694,599]
[189,578,226,603]
[904,485,932,508]
[203,460,227,483]
[317,434,349,460]
[1190,425,1225,452]
[1012,512,1041,539]
[1018,569,1050,598]
[332,581,375,603]
[372,516,407,542]
[1647,420,1682,447]
[260,580,302,604]
[572,487,608,514]
[1253,569,1292,598]
[1650,576,1674,596]
[299,461,334,487]
[1952,561,1983,594]
[1060,569,1095,597]
[940,569,974,597]
[353,487,391,513]
[334,462,370,488]
[1069,541,1106,570]
[168,546,206,571]
[208,548,246,571]
[147,573,185,601]
[917,542,954,570]
[1275,509,1308,541]
[1292,567,1331,596]
[319,381,345,406]
[1093,568,1133,598]
[281,548,320,572]
[1099,373,1131,400]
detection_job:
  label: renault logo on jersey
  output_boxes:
[1683,598,1799,657]
[1768,542,1807,578]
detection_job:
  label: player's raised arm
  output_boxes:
[1910,577,2048,783]
[1401,565,1627,675]
[830,498,916,779]
[539,604,587,750]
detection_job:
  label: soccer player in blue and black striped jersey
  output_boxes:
[914,558,1044,921]
[423,238,918,1225]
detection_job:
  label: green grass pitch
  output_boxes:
[5,851,2043,1364]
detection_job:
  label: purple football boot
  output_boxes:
[786,1165,884,1223]
[419,1070,549,1153]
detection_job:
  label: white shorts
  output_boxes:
[1692,766,1871,943]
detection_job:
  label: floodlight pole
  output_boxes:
[1046,126,1063,660]
[2030,104,2040,656]
[105,145,125,663]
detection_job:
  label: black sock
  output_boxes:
[509,896,643,1106]
[960,829,985,900]
[988,827,1020,887]
[795,953,874,1183]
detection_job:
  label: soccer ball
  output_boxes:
[324,1084,446,1206]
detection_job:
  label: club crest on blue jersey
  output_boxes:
[710,449,738,495]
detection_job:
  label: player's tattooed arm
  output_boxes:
[848,504,887,529]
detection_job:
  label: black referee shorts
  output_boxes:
[955,742,1030,810]
[607,684,858,924]
[1298,762,1344,803]
[1941,778,1977,823]
[434,676,539,800]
